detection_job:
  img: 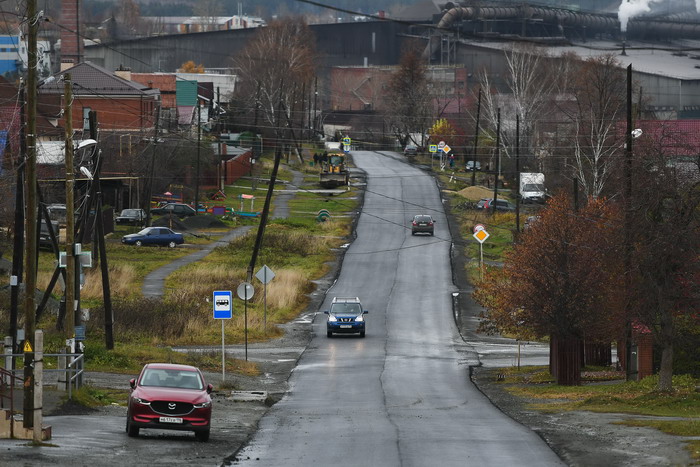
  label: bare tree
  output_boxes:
[479,43,557,163]
[193,0,224,32]
[557,54,627,199]
[385,44,433,148]
[109,0,154,40]
[234,18,316,160]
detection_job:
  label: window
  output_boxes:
[83,107,91,130]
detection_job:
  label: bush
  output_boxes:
[89,293,208,341]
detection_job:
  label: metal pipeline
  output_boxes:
[629,19,700,38]
[424,4,700,59]
[423,5,619,58]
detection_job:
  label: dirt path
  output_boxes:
[141,226,253,298]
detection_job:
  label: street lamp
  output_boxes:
[77,139,97,150]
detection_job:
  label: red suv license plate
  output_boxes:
[159,417,183,424]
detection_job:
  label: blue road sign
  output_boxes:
[213,290,233,319]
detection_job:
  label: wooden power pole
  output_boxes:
[23,0,38,429]
[64,74,76,340]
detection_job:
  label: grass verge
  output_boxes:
[491,365,700,461]
[68,385,128,407]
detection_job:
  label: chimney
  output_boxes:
[114,64,132,81]
[60,0,83,66]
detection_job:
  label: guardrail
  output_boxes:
[2,353,84,400]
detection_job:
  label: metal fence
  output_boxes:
[2,352,84,400]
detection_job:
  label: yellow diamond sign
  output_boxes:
[473,228,489,243]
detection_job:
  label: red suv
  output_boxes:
[127,363,213,441]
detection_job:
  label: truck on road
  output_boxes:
[519,172,546,204]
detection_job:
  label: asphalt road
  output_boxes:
[231,151,563,466]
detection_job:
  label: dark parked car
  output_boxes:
[465,161,481,171]
[39,220,59,249]
[475,198,516,212]
[411,214,435,236]
[115,208,146,226]
[122,227,184,248]
[151,203,196,218]
[127,363,213,442]
[324,297,368,338]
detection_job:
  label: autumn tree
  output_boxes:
[474,195,624,385]
[179,61,205,73]
[234,18,316,161]
[385,44,433,148]
[429,119,456,147]
[627,124,700,391]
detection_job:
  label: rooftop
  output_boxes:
[467,39,700,80]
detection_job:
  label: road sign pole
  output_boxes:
[213,290,233,380]
[221,319,225,382]
[480,243,484,280]
[244,288,248,361]
[263,281,267,334]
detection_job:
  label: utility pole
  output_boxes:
[23,0,38,429]
[64,74,76,340]
[515,114,520,233]
[492,108,501,215]
[624,64,634,381]
[471,88,481,186]
[247,84,284,283]
[145,106,160,226]
[300,82,306,142]
[88,111,114,349]
[194,101,201,214]
[313,77,318,137]
[10,84,25,357]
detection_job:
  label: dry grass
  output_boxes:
[37,263,137,299]
[171,264,243,296]
[82,264,137,298]
[259,269,307,310]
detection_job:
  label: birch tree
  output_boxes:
[558,54,627,199]
[479,43,556,163]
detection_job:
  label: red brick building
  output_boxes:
[37,62,160,133]
[329,65,470,112]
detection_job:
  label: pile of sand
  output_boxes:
[456,185,494,201]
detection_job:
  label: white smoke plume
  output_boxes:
[618,0,663,32]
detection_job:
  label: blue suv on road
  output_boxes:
[324,297,368,338]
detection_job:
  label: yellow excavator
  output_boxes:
[319,152,349,188]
